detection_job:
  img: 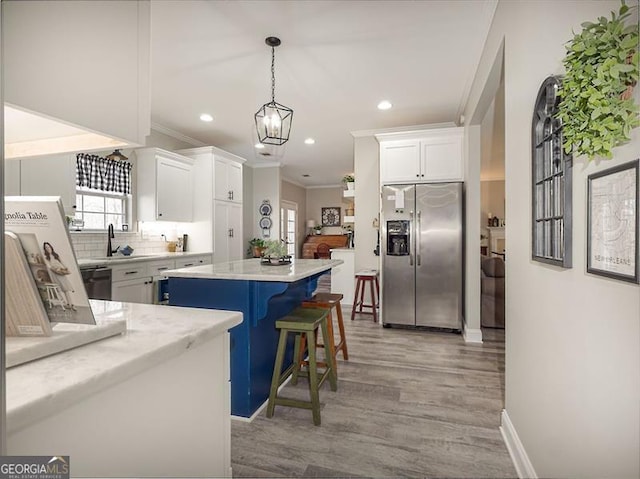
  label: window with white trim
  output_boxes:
[75,187,128,231]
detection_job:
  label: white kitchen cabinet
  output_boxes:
[4,160,21,196]
[20,154,76,214]
[213,202,243,264]
[175,254,212,269]
[331,249,355,305]
[378,127,464,183]
[111,277,154,304]
[111,262,153,304]
[214,158,243,203]
[177,146,245,258]
[3,1,150,146]
[136,148,195,222]
[379,140,421,183]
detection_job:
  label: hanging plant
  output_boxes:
[557,1,639,160]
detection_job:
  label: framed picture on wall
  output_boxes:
[321,207,341,227]
[587,159,639,284]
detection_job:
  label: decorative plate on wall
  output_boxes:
[321,207,341,227]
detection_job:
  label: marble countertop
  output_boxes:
[77,251,212,268]
[165,258,343,282]
[6,299,242,434]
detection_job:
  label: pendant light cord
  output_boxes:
[271,46,276,103]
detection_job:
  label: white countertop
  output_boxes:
[77,251,212,268]
[6,300,242,434]
[331,247,354,253]
[165,258,343,282]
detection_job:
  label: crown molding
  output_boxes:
[247,160,282,169]
[306,184,343,189]
[281,177,307,188]
[150,122,207,147]
[351,122,457,139]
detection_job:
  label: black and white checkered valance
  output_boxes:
[76,153,132,194]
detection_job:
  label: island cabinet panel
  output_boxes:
[168,271,325,417]
[3,0,150,145]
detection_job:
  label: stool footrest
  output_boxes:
[271,397,314,410]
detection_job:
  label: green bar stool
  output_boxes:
[266,307,338,426]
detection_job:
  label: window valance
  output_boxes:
[76,153,132,194]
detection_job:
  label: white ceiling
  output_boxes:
[150,0,497,186]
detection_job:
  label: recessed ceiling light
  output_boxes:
[255,143,265,149]
[200,113,213,122]
[377,100,392,110]
[304,138,315,145]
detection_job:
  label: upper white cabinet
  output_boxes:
[178,146,246,261]
[136,148,195,222]
[20,154,77,214]
[4,161,21,196]
[214,158,243,203]
[3,1,151,146]
[377,127,464,184]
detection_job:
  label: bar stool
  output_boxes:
[299,293,349,374]
[351,270,380,322]
[266,307,337,426]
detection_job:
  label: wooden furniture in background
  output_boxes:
[314,243,331,259]
[302,235,348,259]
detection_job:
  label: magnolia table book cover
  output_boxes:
[5,196,96,325]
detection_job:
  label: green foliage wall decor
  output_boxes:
[558,1,639,160]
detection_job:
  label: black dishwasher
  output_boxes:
[81,266,112,300]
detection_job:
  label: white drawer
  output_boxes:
[147,259,176,276]
[175,255,211,268]
[111,262,149,282]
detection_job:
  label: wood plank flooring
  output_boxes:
[231,308,515,478]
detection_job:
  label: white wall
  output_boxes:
[353,136,380,272]
[252,167,281,240]
[305,187,350,235]
[481,180,505,226]
[465,1,639,477]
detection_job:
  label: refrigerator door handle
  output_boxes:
[417,210,422,265]
[409,210,414,266]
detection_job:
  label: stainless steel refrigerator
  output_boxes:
[381,183,463,330]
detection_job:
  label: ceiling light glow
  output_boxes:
[304,138,315,145]
[377,100,392,110]
[200,113,213,122]
[255,143,265,149]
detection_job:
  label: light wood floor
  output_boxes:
[231,309,515,478]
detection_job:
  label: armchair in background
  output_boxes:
[481,255,505,328]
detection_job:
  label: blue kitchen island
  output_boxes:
[165,258,342,418]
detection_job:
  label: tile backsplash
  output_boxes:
[70,232,169,259]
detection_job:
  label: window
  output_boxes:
[280,201,297,257]
[75,187,128,230]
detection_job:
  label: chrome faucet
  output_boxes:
[107,223,119,257]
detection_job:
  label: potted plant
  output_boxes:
[342,174,355,190]
[313,225,323,235]
[558,1,639,160]
[261,239,291,265]
[248,238,266,258]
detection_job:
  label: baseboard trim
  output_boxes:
[230,376,292,423]
[500,409,538,479]
[463,327,483,343]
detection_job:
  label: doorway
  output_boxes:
[280,200,297,257]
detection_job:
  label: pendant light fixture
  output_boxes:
[254,36,293,146]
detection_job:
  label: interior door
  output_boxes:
[381,184,415,326]
[415,183,463,329]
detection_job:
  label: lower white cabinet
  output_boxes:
[213,202,243,264]
[331,249,355,305]
[175,254,212,269]
[111,277,153,304]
